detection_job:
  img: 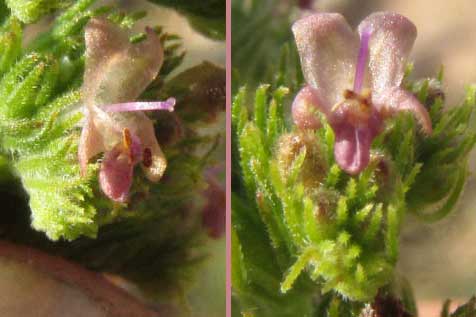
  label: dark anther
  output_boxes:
[372,290,412,317]
[143,148,152,167]
[344,89,357,99]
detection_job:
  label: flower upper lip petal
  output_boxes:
[292,13,360,111]
[83,18,164,107]
[358,12,417,98]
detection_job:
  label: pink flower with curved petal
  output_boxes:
[78,18,175,202]
[292,12,432,175]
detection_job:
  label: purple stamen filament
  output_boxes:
[106,97,176,113]
[353,27,371,93]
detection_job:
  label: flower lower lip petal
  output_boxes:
[99,146,134,203]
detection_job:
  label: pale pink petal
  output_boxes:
[99,147,134,203]
[292,86,323,130]
[105,98,176,113]
[358,12,417,96]
[292,13,359,107]
[78,117,104,176]
[132,26,164,84]
[83,18,130,107]
[134,113,167,182]
[376,87,432,134]
[83,18,164,106]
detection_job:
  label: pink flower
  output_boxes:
[78,18,175,202]
[292,12,432,175]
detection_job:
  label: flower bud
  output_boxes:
[276,130,327,189]
[414,78,445,109]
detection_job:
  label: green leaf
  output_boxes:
[281,246,318,293]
